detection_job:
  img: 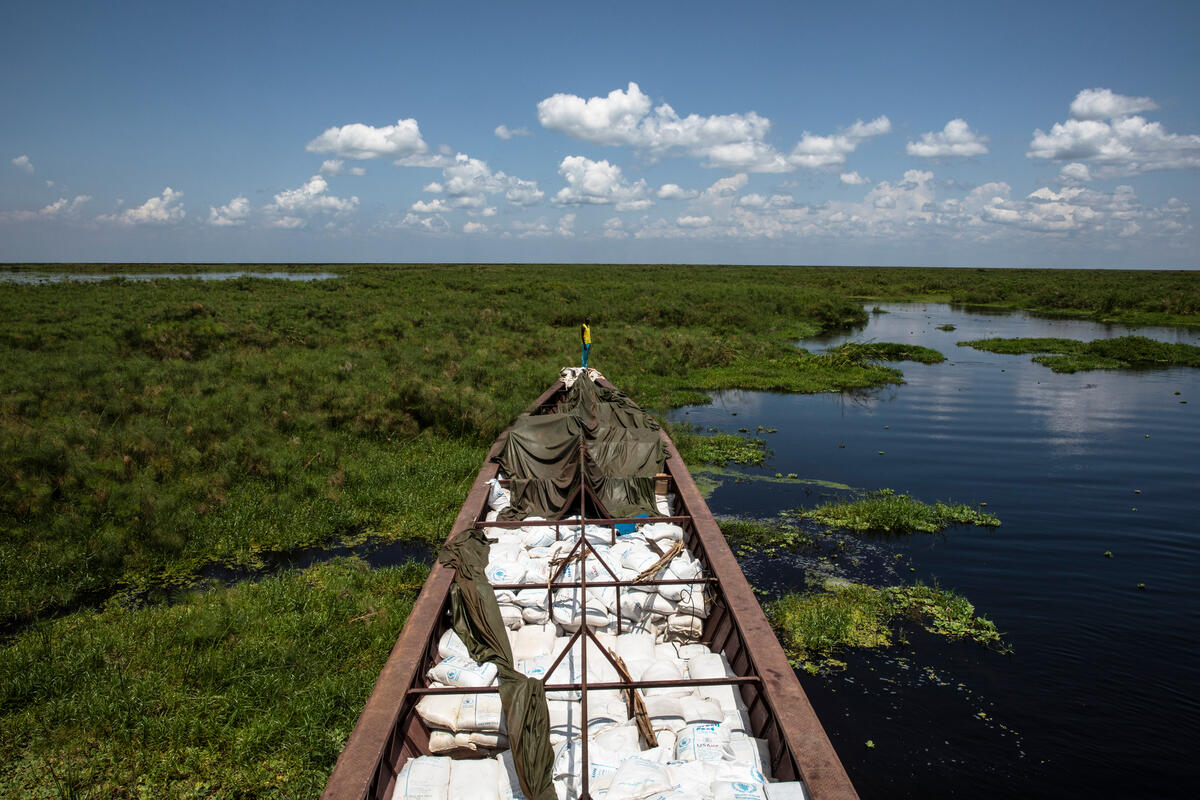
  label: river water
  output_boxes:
[671,304,1199,799]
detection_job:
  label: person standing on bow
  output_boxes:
[580,316,592,368]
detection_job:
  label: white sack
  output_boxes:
[486,561,526,586]
[427,656,497,688]
[437,629,471,661]
[640,522,684,542]
[639,660,691,697]
[603,756,673,800]
[666,612,704,641]
[642,695,686,732]
[688,653,734,681]
[654,492,676,517]
[391,756,451,800]
[496,750,528,800]
[714,781,768,800]
[675,722,732,762]
[513,625,557,661]
[679,695,724,724]
[456,692,506,733]
[486,478,511,512]
[728,734,771,777]
[415,694,460,731]
[449,757,501,800]
[614,632,658,663]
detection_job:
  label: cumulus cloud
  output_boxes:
[1028,90,1200,177]
[840,171,869,185]
[208,196,251,226]
[906,119,989,158]
[554,156,652,211]
[306,119,427,160]
[1057,162,1093,184]
[412,153,543,210]
[463,221,489,234]
[319,159,365,177]
[625,163,1190,249]
[262,175,357,229]
[0,195,90,223]
[494,125,531,140]
[411,198,451,214]
[1069,88,1158,121]
[97,187,185,225]
[12,155,33,174]
[657,183,699,200]
[400,212,450,233]
[789,116,891,168]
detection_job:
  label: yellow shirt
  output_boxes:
[581,323,591,344]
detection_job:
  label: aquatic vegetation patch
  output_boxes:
[0,558,428,799]
[789,488,1000,533]
[958,335,1200,373]
[720,518,816,553]
[817,341,946,366]
[767,579,1007,673]
[672,429,767,467]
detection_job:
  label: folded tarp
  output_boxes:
[495,376,667,520]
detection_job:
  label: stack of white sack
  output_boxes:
[411,625,774,798]
[481,515,708,642]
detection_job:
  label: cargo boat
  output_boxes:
[322,371,858,800]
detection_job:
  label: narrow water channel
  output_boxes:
[672,304,1199,799]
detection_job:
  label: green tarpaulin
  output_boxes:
[495,376,667,519]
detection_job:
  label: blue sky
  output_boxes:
[2,0,1198,266]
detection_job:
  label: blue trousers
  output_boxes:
[581,343,591,368]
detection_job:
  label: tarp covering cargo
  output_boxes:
[495,376,666,519]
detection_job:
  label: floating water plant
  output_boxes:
[767,579,1007,673]
[958,335,1200,373]
[792,489,1000,534]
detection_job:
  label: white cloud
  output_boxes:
[400,212,450,233]
[463,221,489,234]
[413,153,543,210]
[97,187,185,225]
[1058,162,1093,184]
[320,159,345,176]
[840,171,869,185]
[657,183,698,200]
[558,213,576,237]
[411,198,451,214]
[208,196,251,226]
[1069,88,1158,121]
[12,155,33,174]
[789,116,891,168]
[736,193,794,209]
[676,215,712,228]
[554,155,652,211]
[494,125,531,140]
[347,166,366,176]
[505,177,545,206]
[1028,90,1200,177]
[602,217,628,239]
[395,153,457,168]
[306,119,427,160]
[262,175,357,229]
[906,119,988,158]
[0,195,90,223]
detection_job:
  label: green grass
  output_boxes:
[767,579,1006,673]
[958,335,1200,372]
[0,558,428,799]
[789,489,1000,533]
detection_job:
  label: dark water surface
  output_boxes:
[672,304,1199,799]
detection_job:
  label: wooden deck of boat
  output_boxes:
[321,377,858,800]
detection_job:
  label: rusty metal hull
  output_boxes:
[322,378,858,800]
